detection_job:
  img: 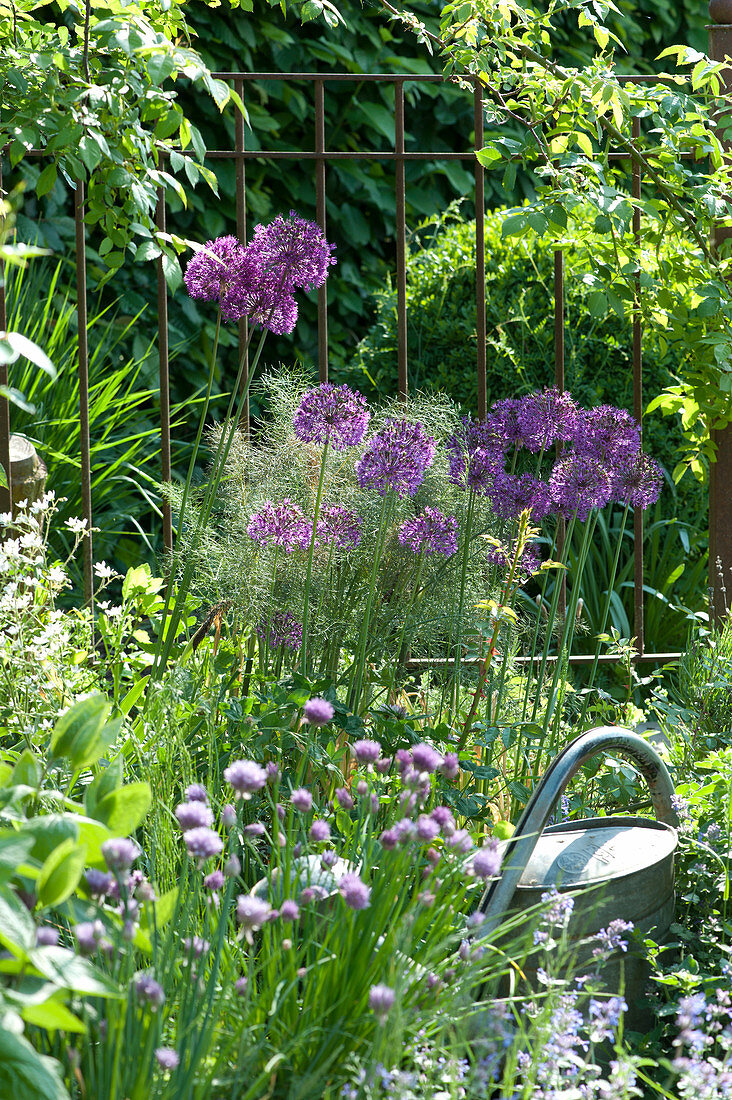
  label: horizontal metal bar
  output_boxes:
[406,652,680,669]
[212,71,686,86]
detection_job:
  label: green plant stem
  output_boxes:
[450,487,477,716]
[350,491,392,711]
[301,441,329,675]
[520,525,559,722]
[530,514,577,724]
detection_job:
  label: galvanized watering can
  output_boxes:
[479,727,679,1005]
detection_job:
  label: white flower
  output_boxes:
[94,561,115,582]
[65,517,88,536]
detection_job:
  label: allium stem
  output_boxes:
[450,488,477,716]
[530,513,577,725]
[350,491,391,711]
[301,441,329,675]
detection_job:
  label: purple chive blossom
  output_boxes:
[416,815,441,843]
[353,739,381,765]
[612,450,663,509]
[293,384,370,450]
[280,899,300,922]
[184,828,223,862]
[184,783,209,803]
[369,983,396,1023]
[309,819,331,843]
[411,743,444,774]
[472,841,502,880]
[101,838,140,873]
[290,787,313,812]
[431,806,455,832]
[183,936,210,959]
[489,470,553,521]
[247,499,310,552]
[257,611,302,652]
[303,698,335,726]
[315,504,363,550]
[155,1047,180,1071]
[593,918,634,957]
[514,387,580,452]
[339,872,371,910]
[380,828,399,850]
[355,419,436,499]
[335,787,354,810]
[549,455,612,520]
[249,210,336,293]
[445,828,473,853]
[446,416,503,495]
[235,976,249,995]
[221,804,237,829]
[36,926,60,946]
[574,404,641,463]
[225,759,267,798]
[175,801,214,831]
[439,753,460,780]
[398,507,458,557]
[236,895,272,932]
[85,869,114,897]
[204,870,225,891]
[134,974,165,1010]
[75,920,104,955]
[243,822,266,838]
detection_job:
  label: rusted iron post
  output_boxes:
[632,115,645,653]
[234,77,250,435]
[156,188,173,556]
[0,156,11,515]
[74,180,93,606]
[474,80,487,420]
[708,2,732,618]
[395,79,408,402]
[315,79,329,384]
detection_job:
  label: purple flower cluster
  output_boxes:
[303,697,334,726]
[487,538,541,580]
[446,417,503,495]
[355,419,436,499]
[184,214,335,334]
[293,384,370,450]
[257,611,302,651]
[315,504,363,550]
[247,499,310,552]
[398,507,458,557]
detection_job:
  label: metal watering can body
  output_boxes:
[479,727,679,1008]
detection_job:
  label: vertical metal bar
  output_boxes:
[632,116,644,655]
[74,180,93,606]
[708,16,732,619]
[395,79,408,402]
[156,188,173,555]
[554,247,566,617]
[0,156,10,515]
[235,77,250,433]
[315,79,328,384]
[474,81,487,420]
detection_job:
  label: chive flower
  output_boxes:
[303,697,335,726]
[355,419,436,498]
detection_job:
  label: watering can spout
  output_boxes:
[480,726,678,933]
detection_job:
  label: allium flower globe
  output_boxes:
[339,872,371,910]
[257,611,302,652]
[303,697,335,726]
[355,419,436,498]
[183,827,223,862]
[293,383,370,450]
[249,211,336,292]
[398,507,458,557]
[225,759,268,798]
[247,499,310,552]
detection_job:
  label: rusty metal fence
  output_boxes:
[0,61,724,666]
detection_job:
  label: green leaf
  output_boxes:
[0,832,35,883]
[78,136,102,173]
[28,946,122,998]
[161,252,182,293]
[139,886,178,935]
[0,332,56,378]
[11,750,41,789]
[37,839,87,910]
[147,52,176,85]
[20,816,79,865]
[0,885,36,954]
[0,1030,70,1100]
[35,163,57,198]
[93,781,151,835]
[21,998,86,1034]
[84,756,124,819]
[50,694,111,770]
[501,213,528,237]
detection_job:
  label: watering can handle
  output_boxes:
[479,726,678,931]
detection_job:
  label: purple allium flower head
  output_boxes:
[243,822,266,839]
[339,872,371,910]
[221,804,237,829]
[489,470,553,521]
[336,787,354,810]
[102,838,140,873]
[355,419,436,498]
[411,743,444,774]
[353,739,381,765]
[184,783,209,804]
[398,507,458,557]
[236,895,272,931]
[472,841,502,880]
[257,611,302,652]
[244,273,298,335]
[514,387,581,452]
[183,236,261,323]
[416,815,441,842]
[184,827,223,862]
[204,870,225,892]
[234,975,249,995]
[155,1047,180,1071]
[321,849,337,869]
[134,973,166,1009]
[369,983,396,1023]
[279,899,300,922]
[303,697,335,726]
[439,753,460,780]
[549,455,612,520]
[574,404,641,463]
[290,787,313,812]
[225,759,267,798]
[36,925,60,947]
[446,416,503,495]
[380,828,399,850]
[293,384,370,450]
[249,210,336,293]
[309,819,331,843]
[314,504,363,550]
[430,806,455,832]
[612,450,663,509]
[85,869,114,897]
[175,801,214,831]
[75,920,103,955]
[247,499,310,552]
